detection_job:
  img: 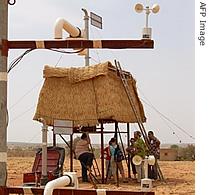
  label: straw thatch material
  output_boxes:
[33,61,146,126]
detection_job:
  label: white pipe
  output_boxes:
[38,118,48,185]
[54,17,82,39]
[144,159,148,179]
[44,172,79,195]
[82,8,90,66]
[44,175,71,195]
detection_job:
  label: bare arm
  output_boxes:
[155,137,160,147]
[86,132,90,144]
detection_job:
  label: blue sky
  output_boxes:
[7,0,195,144]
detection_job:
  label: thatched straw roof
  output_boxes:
[33,61,146,126]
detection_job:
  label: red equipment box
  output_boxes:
[23,146,65,186]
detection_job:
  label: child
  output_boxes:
[109,137,127,183]
[103,141,112,180]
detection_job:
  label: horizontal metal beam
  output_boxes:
[4,39,154,50]
[90,131,128,134]
[0,186,155,195]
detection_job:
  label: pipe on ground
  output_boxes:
[44,172,78,195]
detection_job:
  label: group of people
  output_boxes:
[126,131,160,181]
[74,130,160,183]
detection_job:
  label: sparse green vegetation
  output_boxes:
[177,144,195,161]
[170,144,179,149]
[172,144,195,161]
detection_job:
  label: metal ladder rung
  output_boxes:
[114,60,165,182]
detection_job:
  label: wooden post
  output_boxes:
[0,0,8,186]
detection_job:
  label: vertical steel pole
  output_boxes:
[114,122,119,186]
[40,120,48,185]
[53,128,56,147]
[100,122,104,183]
[145,6,150,28]
[127,123,131,178]
[82,8,90,66]
[114,122,118,142]
[0,0,8,186]
[70,134,73,172]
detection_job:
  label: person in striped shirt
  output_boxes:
[148,130,160,180]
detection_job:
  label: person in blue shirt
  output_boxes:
[109,137,127,183]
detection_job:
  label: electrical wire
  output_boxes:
[7,48,85,74]
[8,49,34,73]
[48,48,85,54]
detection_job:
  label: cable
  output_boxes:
[142,103,183,143]
[140,96,195,140]
[93,28,120,61]
[9,51,64,111]
[90,52,101,64]
[27,131,40,143]
[8,49,34,73]
[90,56,100,64]
[160,118,182,143]
[55,55,63,67]
[90,27,102,64]
[114,60,194,141]
[9,105,35,124]
[7,48,85,74]
[9,80,43,110]
[48,48,85,54]
[172,132,182,143]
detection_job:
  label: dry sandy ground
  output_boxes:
[7,157,194,195]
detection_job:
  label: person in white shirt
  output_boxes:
[75,132,94,182]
